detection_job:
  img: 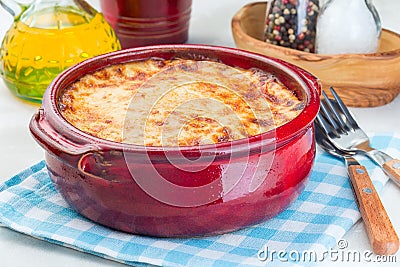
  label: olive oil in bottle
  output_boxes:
[0,0,121,103]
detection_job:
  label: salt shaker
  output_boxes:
[264,0,320,53]
[316,0,381,54]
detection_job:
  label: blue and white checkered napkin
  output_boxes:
[1,133,399,267]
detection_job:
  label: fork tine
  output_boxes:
[321,90,350,132]
[319,97,342,134]
[329,87,359,129]
[316,113,338,137]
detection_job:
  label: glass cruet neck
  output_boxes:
[19,0,98,29]
[0,0,26,18]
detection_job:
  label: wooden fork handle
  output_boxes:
[348,165,399,255]
[383,159,400,186]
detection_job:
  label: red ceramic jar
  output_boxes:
[99,0,192,48]
[30,45,320,237]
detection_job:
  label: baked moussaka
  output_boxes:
[59,58,304,146]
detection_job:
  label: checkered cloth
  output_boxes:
[1,133,399,267]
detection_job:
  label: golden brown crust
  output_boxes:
[59,59,303,146]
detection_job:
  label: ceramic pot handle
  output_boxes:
[77,152,112,181]
[29,109,98,157]
[0,0,27,17]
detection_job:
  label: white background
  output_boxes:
[0,0,400,266]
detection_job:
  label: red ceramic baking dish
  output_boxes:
[29,45,320,237]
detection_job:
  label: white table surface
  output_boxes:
[1,0,400,266]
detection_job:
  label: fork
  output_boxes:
[315,124,399,255]
[316,87,400,187]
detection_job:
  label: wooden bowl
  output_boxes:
[232,1,400,107]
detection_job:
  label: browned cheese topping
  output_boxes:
[59,59,304,146]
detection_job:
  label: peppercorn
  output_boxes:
[264,0,320,53]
